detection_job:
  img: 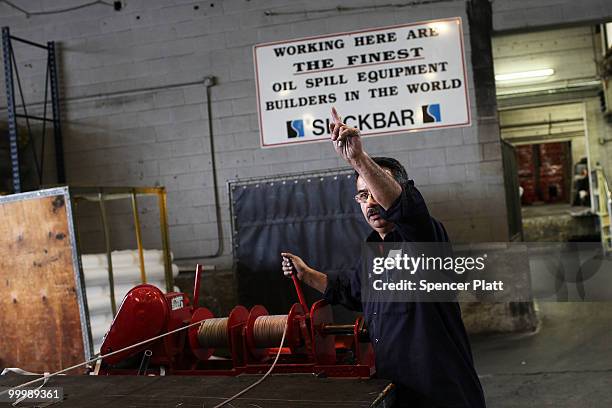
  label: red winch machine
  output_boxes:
[95,265,374,377]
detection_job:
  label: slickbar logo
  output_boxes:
[285,105,443,139]
[422,104,441,123]
[286,119,305,138]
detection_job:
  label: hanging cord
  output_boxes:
[175,76,223,261]
[263,0,458,16]
[211,317,289,408]
[0,0,114,17]
[0,319,206,397]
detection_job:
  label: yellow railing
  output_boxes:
[592,168,612,253]
[71,186,173,315]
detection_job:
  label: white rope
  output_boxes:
[1,369,40,376]
[12,372,49,406]
[0,318,206,397]
[2,314,291,408]
[211,317,289,408]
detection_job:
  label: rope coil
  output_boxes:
[197,318,229,349]
[252,315,288,348]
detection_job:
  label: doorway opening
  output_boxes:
[492,24,610,242]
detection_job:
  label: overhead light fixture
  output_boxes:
[495,69,554,82]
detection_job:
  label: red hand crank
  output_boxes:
[289,261,309,316]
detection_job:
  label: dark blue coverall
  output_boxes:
[323,181,487,407]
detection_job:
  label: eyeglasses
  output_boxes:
[354,190,373,203]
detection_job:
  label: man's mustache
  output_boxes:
[367,207,381,217]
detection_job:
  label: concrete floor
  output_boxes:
[472,302,612,407]
[520,204,599,242]
[521,203,576,218]
[473,201,609,406]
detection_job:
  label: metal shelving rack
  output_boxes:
[2,26,65,193]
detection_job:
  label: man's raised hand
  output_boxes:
[329,106,364,163]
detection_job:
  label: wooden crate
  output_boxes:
[0,187,91,373]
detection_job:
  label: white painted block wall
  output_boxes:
[81,249,179,352]
[0,0,609,269]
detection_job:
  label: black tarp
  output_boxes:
[230,169,370,315]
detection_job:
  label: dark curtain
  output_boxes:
[232,170,370,315]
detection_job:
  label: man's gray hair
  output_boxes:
[355,157,409,185]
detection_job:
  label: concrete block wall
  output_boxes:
[492,25,598,90]
[0,0,511,270]
[492,0,612,32]
[5,0,607,270]
[0,0,612,267]
[584,98,612,176]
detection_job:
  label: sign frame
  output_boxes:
[253,17,472,148]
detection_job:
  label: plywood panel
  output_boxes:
[0,190,88,372]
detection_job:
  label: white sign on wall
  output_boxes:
[253,17,471,148]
